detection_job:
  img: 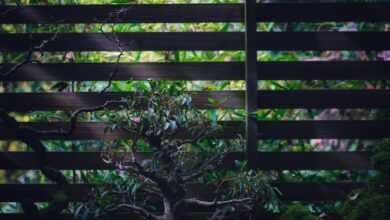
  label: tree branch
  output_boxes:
[0,109,69,217]
[22,99,127,136]
[184,197,252,208]
[1,31,59,78]
[183,151,226,182]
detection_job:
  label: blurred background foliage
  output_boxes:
[1,0,389,217]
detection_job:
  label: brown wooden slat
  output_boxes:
[256,3,390,22]
[0,62,244,81]
[0,121,389,140]
[0,213,280,220]
[1,90,390,111]
[1,214,271,220]
[0,215,72,220]
[256,32,390,51]
[0,152,371,170]
[0,4,242,23]
[260,90,390,109]
[0,152,241,170]
[0,213,344,220]
[0,121,242,140]
[252,152,372,170]
[0,91,244,111]
[2,61,390,81]
[0,182,365,202]
[257,120,390,139]
[0,214,188,220]
[0,184,103,202]
[1,3,390,24]
[0,33,243,51]
[0,214,201,220]
[258,61,390,80]
[1,32,390,52]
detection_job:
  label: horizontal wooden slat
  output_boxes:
[0,121,242,140]
[0,214,273,220]
[259,90,390,109]
[255,3,390,22]
[0,182,365,202]
[2,90,390,111]
[0,152,241,170]
[0,62,244,81]
[0,91,244,111]
[0,121,389,140]
[1,32,390,51]
[0,4,242,23]
[0,214,206,220]
[0,32,243,51]
[0,213,343,220]
[257,61,390,80]
[0,213,279,220]
[257,120,390,139]
[256,32,390,51]
[252,152,372,170]
[1,3,389,24]
[2,61,390,81]
[0,152,371,170]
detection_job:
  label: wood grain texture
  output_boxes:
[0,152,371,170]
[1,32,390,51]
[1,90,390,111]
[1,3,389,24]
[2,62,390,81]
[0,182,365,202]
[0,121,389,140]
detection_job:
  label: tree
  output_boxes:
[74,81,278,220]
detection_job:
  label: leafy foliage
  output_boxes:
[341,138,390,220]
[279,204,318,220]
[343,193,390,220]
[73,81,277,220]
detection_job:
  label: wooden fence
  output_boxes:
[1,1,390,219]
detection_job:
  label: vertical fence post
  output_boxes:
[245,0,258,168]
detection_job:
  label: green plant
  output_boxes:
[368,173,390,194]
[74,81,278,220]
[343,193,390,220]
[341,138,390,220]
[372,152,390,174]
[279,204,318,220]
